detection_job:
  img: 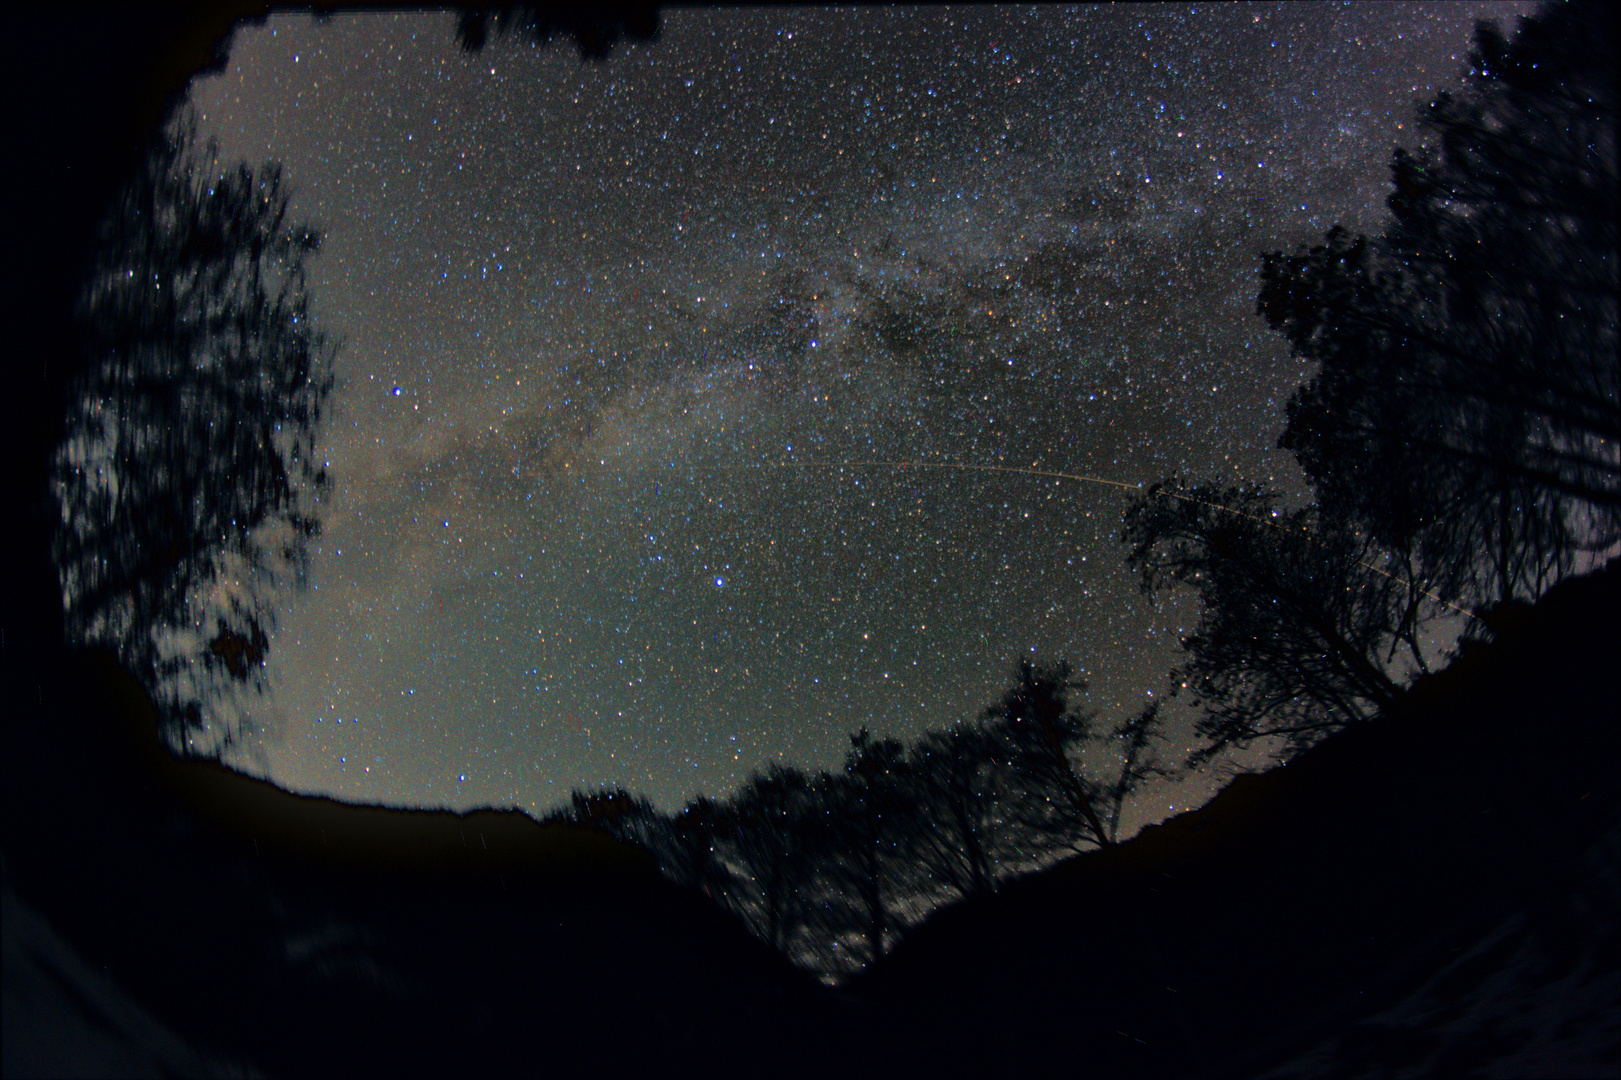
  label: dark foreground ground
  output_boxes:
[848,559,1621,1079]
[6,563,1618,1079]
[3,644,886,1079]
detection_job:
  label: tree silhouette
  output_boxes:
[49,109,335,757]
[903,722,1009,901]
[636,662,1176,980]
[983,659,1113,852]
[1102,698,1172,843]
[713,763,821,956]
[556,787,670,850]
[814,729,912,971]
[455,3,660,61]
[1123,479,1422,765]
[663,795,733,900]
[1262,1,1618,610]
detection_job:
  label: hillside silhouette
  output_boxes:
[847,559,1620,1078]
[8,562,1616,1077]
[7,648,894,1079]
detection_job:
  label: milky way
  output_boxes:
[190,3,1528,823]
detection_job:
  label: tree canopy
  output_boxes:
[454,3,660,60]
[50,110,336,757]
[554,656,1170,981]
[1122,479,1426,764]
[982,659,1112,851]
[1262,0,1618,609]
[1122,2,1617,770]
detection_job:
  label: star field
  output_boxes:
[189,4,1529,825]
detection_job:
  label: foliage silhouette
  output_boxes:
[1103,698,1173,843]
[554,787,668,849]
[557,657,1170,982]
[713,763,822,956]
[902,721,1011,902]
[1123,479,1424,765]
[816,730,912,970]
[982,658,1113,851]
[455,3,660,61]
[1262,0,1618,609]
[664,794,733,899]
[49,108,336,759]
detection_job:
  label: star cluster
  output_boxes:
[190,4,1528,825]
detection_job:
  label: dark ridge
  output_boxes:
[6,646,894,1079]
[844,558,1621,1078]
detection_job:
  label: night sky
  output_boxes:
[188,3,1527,826]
